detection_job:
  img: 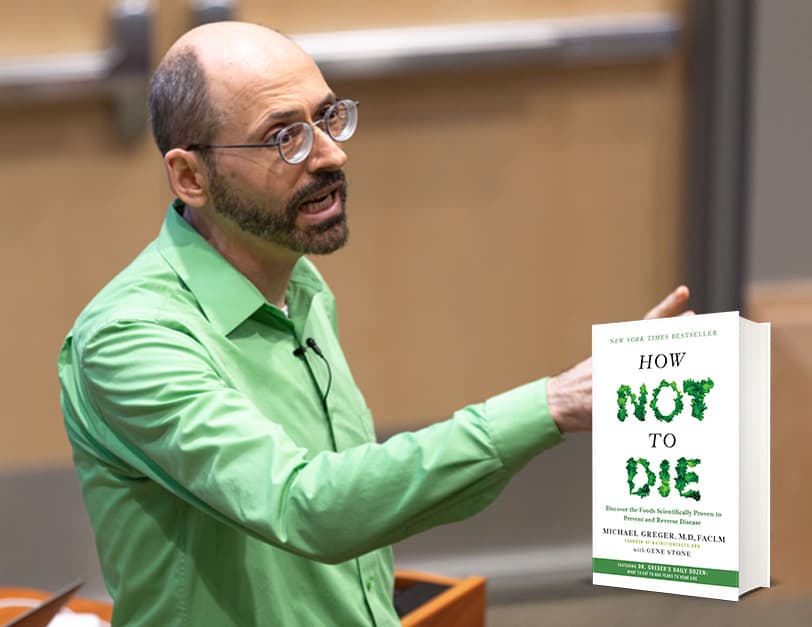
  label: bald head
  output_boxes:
[148,22,320,157]
[170,22,309,79]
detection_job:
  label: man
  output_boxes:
[58,22,690,626]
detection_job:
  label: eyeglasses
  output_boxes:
[185,99,359,165]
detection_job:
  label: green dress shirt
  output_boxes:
[58,202,563,626]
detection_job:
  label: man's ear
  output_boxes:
[164,149,209,208]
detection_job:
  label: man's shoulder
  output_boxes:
[69,239,198,350]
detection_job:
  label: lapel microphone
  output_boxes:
[305,337,325,357]
[292,338,333,405]
[293,337,326,358]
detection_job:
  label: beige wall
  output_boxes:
[745,0,812,593]
[747,0,812,282]
[0,0,686,469]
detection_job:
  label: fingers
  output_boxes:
[643,285,691,320]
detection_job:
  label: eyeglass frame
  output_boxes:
[184,99,359,165]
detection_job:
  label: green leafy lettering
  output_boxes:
[682,378,715,421]
[617,384,648,422]
[658,459,671,497]
[650,379,684,423]
[675,457,701,501]
[626,457,656,497]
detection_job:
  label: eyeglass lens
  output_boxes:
[277,100,357,164]
[278,124,310,164]
[325,101,356,141]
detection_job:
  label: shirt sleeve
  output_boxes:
[75,319,563,564]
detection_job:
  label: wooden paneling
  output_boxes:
[0,0,686,467]
[748,280,812,592]
[0,2,186,470]
[244,0,680,32]
[0,2,111,56]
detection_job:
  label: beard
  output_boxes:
[207,166,349,255]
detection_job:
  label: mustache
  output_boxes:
[287,170,347,213]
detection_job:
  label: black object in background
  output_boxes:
[393,581,450,618]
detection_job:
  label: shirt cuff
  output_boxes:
[483,377,564,472]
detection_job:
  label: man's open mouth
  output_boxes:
[298,183,342,215]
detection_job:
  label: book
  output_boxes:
[591,311,770,600]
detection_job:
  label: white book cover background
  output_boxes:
[592,311,769,601]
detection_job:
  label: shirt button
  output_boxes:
[366,577,373,591]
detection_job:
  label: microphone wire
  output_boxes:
[292,338,333,407]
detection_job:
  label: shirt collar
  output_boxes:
[156,200,328,336]
[157,200,267,335]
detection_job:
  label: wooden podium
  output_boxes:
[396,570,487,627]
[1,571,485,625]
[0,586,113,624]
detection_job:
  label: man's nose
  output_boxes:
[307,126,348,172]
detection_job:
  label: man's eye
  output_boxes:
[274,126,299,145]
[275,125,305,145]
[263,128,283,144]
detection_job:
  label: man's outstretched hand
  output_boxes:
[546,285,693,434]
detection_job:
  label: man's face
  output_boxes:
[206,153,349,255]
[202,46,350,255]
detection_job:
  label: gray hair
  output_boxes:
[147,48,220,157]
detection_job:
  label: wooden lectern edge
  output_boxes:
[4,573,485,626]
[0,587,113,623]
[395,570,487,627]
[395,569,469,588]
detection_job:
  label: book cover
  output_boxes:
[592,311,769,600]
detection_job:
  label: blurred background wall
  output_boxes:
[748,1,811,283]
[745,0,812,601]
[0,0,808,617]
